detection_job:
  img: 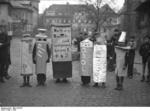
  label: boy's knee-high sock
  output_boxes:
[116,75,119,87]
[23,76,26,84]
[120,76,124,87]
[27,76,30,84]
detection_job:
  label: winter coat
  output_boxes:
[139,42,150,63]
[0,32,10,64]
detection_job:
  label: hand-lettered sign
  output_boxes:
[93,45,107,82]
[52,25,72,62]
[80,39,93,76]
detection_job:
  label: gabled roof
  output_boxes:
[46,4,94,17]
[10,1,33,12]
[100,4,117,15]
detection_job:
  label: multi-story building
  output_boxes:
[43,3,95,38]
[135,0,150,47]
[0,0,39,37]
[10,1,34,36]
[119,0,141,39]
[12,0,40,34]
[0,0,12,26]
[100,4,120,40]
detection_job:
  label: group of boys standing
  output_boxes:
[1,26,149,91]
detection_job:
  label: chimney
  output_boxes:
[66,2,69,5]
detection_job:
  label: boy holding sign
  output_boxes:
[93,33,107,88]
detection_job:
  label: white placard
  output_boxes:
[93,45,107,82]
[118,31,126,43]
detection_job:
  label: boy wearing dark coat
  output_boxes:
[139,36,150,82]
[0,26,10,83]
[125,36,136,79]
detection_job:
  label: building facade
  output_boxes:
[100,5,120,40]
[0,0,40,37]
[135,0,150,46]
[0,0,12,26]
[43,4,95,38]
[119,0,141,40]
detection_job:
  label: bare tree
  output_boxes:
[80,0,116,33]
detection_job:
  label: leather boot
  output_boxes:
[114,76,119,90]
[141,75,145,82]
[26,76,32,87]
[20,76,26,87]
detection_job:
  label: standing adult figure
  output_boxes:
[0,25,10,83]
[139,35,150,82]
[4,30,13,80]
[114,31,130,91]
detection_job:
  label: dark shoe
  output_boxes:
[41,83,46,86]
[115,86,122,91]
[26,83,32,87]
[36,83,41,87]
[0,78,5,83]
[20,83,26,87]
[62,78,68,83]
[128,76,133,79]
[4,75,11,80]
[146,79,150,83]
[101,83,106,88]
[114,87,120,90]
[141,76,145,82]
[55,79,61,83]
[93,83,99,87]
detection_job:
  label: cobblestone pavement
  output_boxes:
[0,38,150,106]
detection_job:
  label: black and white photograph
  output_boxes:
[0,0,150,109]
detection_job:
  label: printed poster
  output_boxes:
[52,25,72,62]
[93,45,107,82]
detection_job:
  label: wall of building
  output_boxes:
[0,4,9,25]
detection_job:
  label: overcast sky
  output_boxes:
[39,0,125,14]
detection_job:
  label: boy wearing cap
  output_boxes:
[33,29,50,86]
[20,34,33,87]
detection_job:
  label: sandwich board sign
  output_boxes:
[51,24,72,62]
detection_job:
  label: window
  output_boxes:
[68,20,71,23]
[104,28,106,32]
[58,13,62,16]
[64,19,66,23]
[78,20,81,23]
[59,19,61,23]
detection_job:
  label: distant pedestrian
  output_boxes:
[20,34,33,87]
[33,29,51,86]
[126,36,136,79]
[0,25,10,83]
[139,35,150,82]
